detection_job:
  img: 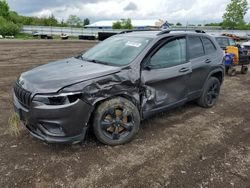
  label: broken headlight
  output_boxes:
[33,92,82,105]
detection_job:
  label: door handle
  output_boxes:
[204,59,211,63]
[179,67,190,73]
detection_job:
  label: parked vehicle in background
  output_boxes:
[215,36,249,76]
[32,31,40,37]
[60,33,69,40]
[241,40,250,50]
[13,29,224,145]
[0,35,3,39]
[214,36,238,50]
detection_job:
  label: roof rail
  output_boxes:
[157,29,206,35]
[119,29,159,34]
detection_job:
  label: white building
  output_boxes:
[85,19,169,29]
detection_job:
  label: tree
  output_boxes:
[176,22,182,26]
[122,18,133,29]
[112,18,133,29]
[223,0,249,29]
[83,18,90,26]
[112,20,122,29]
[0,16,21,36]
[67,15,82,27]
[0,0,9,18]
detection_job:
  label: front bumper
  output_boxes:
[13,94,94,144]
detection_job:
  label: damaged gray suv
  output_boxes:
[13,29,224,145]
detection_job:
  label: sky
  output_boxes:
[6,0,250,24]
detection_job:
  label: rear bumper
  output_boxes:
[13,94,94,144]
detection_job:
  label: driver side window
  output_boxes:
[149,38,186,69]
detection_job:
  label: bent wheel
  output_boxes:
[93,97,140,145]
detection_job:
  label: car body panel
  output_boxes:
[19,57,121,93]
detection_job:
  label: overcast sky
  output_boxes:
[6,0,250,24]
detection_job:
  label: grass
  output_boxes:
[8,112,23,136]
[15,33,34,40]
[13,33,80,40]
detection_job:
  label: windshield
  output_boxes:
[81,36,152,66]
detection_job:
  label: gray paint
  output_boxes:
[13,30,225,143]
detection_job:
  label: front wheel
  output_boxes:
[197,77,221,108]
[93,97,140,145]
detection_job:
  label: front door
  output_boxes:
[141,36,192,117]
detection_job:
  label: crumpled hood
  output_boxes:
[19,57,121,93]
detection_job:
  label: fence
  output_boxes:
[22,25,250,37]
[22,25,123,37]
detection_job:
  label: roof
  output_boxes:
[86,19,165,28]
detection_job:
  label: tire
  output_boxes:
[241,66,248,74]
[197,77,221,108]
[93,97,140,145]
[228,68,236,76]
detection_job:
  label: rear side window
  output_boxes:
[188,36,205,59]
[202,37,216,54]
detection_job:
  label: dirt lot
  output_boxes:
[0,40,250,188]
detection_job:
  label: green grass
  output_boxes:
[14,33,80,40]
[15,33,34,40]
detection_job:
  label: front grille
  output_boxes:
[14,82,32,108]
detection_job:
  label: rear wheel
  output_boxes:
[93,97,140,145]
[197,77,221,108]
[241,66,248,74]
[228,67,237,76]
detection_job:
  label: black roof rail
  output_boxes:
[119,29,159,34]
[157,29,206,35]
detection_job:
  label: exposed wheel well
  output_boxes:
[210,71,223,83]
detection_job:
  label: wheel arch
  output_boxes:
[206,68,224,84]
[87,94,141,126]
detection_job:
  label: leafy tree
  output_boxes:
[205,22,223,26]
[0,0,9,18]
[83,18,90,26]
[112,18,133,29]
[223,0,249,29]
[112,20,122,29]
[122,18,133,29]
[0,16,21,36]
[176,22,182,26]
[67,15,82,27]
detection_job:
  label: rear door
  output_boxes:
[187,35,211,99]
[141,36,192,115]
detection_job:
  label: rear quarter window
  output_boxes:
[202,37,216,54]
[188,36,205,59]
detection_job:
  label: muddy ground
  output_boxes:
[0,40,249,188]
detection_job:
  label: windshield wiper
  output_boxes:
[89,59,110,65]
[83,58,110,65]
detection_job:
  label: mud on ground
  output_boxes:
[0,40,249,188]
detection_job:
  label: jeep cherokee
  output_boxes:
[13,29,225,145]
